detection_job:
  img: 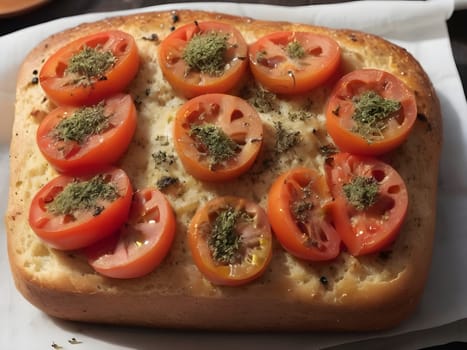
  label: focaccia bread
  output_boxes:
[5,10,442,331]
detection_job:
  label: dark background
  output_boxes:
[1,1,466,349]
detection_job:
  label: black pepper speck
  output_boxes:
[320,276,328,285]
[142,33,159,42]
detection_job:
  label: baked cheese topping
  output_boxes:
[111,32,343,295]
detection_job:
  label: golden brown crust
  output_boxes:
[6,10,442,331]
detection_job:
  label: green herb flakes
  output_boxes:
[291,200,313,223]
[343,176,379,210]
[190,123,238,166]
[352,91,401,141]
[286,40,306,60]
[256,50,267,64]
[66,45,116,82]
[156,176,179,190]
[274,121,301,153]
[249,86,277,113]
[152,150,176,167]
[319,144,338,157]
[182,31,228,75]
[288,109,313,122]
[209,207,243,264]
[53,102,109,144]
[47,175,119,216]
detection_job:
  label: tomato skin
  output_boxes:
[325,153,408,256]
[325,69,417,155]
[85,188,176,279]
[173,93,263,182]
[188,196,272,286]
[39,30,140,106]
[36,93,137,175]
[249,31,341,95]
[267,167,341,261]
[158,21,248,98]
[28,168,133,251]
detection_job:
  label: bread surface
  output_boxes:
[5,9,442,331]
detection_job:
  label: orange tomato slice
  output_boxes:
[188,196,272,286]
[158,21,248,98]
[268,167,341,261]
[325,69,417,155]
[36,93,137,174]
[40,30,139,106]
[85,188,176,279]
[173,93,263,182]
[249,31,341,94]
[28,167,133,250]
[325,153,408,256]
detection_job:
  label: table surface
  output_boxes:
[1,1,466,350]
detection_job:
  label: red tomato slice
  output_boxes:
[28,167,133,250]
[325,153,408,256]
[325,69,417,155]
[173,93,263,182]
[36,93,137,174]
[39,30,140,106]
[158,21,248,98]
[84,188,176,279]
[188,196,272,286]
[249,31,341,94]
[267,167,341,261]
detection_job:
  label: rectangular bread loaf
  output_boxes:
[5,9,442,331]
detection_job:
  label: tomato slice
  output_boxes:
[28,167,133,250]
[325,69,417,155]
[325,153,408,256]
[249,31,341,95]
[173,93,263,182]
[39,30,140,106]
[158,21,248,98]
[267,167,341,261]
[188,196,272,286]
[84,188,176,279]
[36,93,137,174]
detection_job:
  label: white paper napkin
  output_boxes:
[1,1,467,349]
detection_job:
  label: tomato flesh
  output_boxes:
[158,21,248,98]
[249,31,341,94]
[188,196,272,286]
[268,167,341,261]
[85,188,176,279]
[40,30,140,106]
[28,167,133,250]
[325,69,417,155]
[325,153,408,255]
[36,93,137,174]
[173,93,263,182]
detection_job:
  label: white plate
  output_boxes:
[1,1,467,349]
